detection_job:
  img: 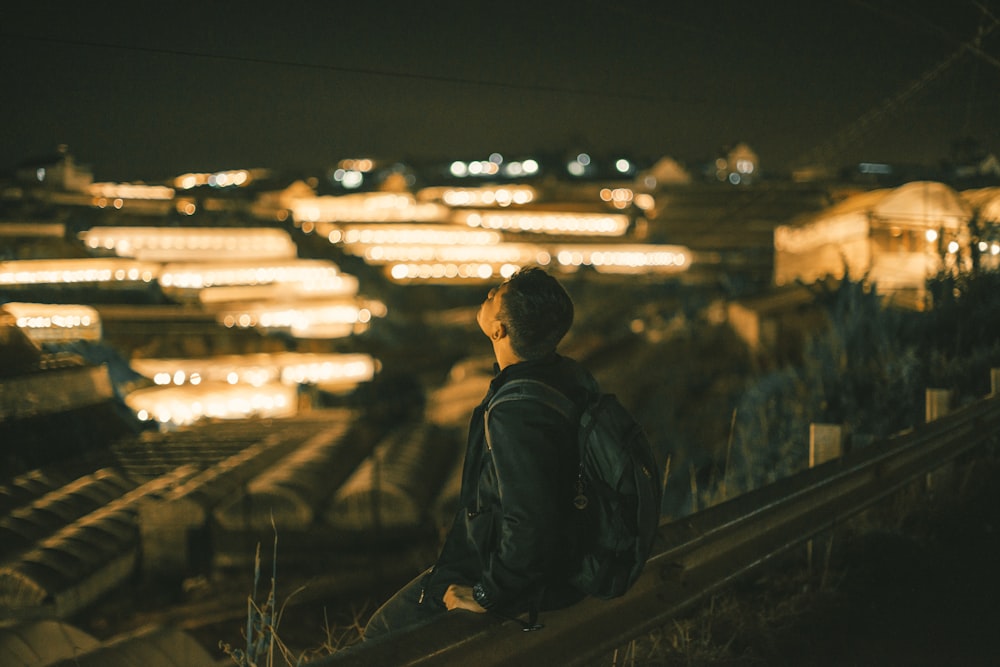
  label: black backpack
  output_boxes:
[486,378,662,599]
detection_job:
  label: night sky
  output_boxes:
[3,1,998,181]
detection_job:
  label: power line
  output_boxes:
[1,31,700,106]
[793,12,1000,168]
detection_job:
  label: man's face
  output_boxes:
[477,282,507,338]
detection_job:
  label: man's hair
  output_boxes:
[498,266,574,360]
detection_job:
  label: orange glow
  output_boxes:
[126,382,296,428]
[338,158,375,172]
[158,260,358,301]
[80,227,298,261]
[455,210,630,236]
[320,223,501,247]
[290,193,448,224]
[0,258,158,286]
[1,302,102,343]
[387,262,522,284]
[360,242,549,266]
[417,185,537,207]
[217,298,386,339]
[554,244,689,274]
[132,352,377,390]
[89,182,175,200]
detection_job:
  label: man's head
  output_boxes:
[477,266,574,362]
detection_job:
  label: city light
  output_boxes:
[320,223,501,248]
[454,210,630,236]
[174,169,262,190]
[387,262,522,284]
[89,182,175,200]
[289,192,448,224]
[217,298,387,339]
[554,244,689,274]
[131,352,378,390]
[599,187,636,210]
[417,185,537,207]
[359,242,549,266]
[79,227,298,262]
[1,302,102,343]
[0,258,158,286]
[126,382,297,428]
[158,259,359,303]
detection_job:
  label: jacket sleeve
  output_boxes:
[477,398,572,608]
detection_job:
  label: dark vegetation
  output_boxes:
[575,268,1000,665]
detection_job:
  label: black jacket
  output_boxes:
[425,353,594,612]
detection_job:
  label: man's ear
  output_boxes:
[491,321,506,341]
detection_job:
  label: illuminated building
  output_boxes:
[452,210,630,236]
[14,145,93,192]
[318,223,501,249]
[359,242,548,267]
[126,383,297,427]
[775,181,972,306]
[385,262,522,284]
[289,192,449,224]
[371,243,550,284]
[714,142,759,185]
[216,298,386,339]
[961,186,1000,269]
[89,182,174,200]
[130,352,378,392]
[158,259,359,303]
[80,181,176,215]
[79,227,299,262]
[416,185,537,207]
[553,244,689,274]
[0,302,102,344]
[173,168,267,190]
[0,258,158,288]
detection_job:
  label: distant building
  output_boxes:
[637,156,691,190]
[960,186,1000,270]
[711,142,759,185]
[952,153,1000,182]
[15,145,93,192]
[774,180,972,309]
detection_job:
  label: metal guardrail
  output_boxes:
[320,391,1000,666]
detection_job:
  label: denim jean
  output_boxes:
[363,568,448,641]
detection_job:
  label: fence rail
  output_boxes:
[322,389,1000,666]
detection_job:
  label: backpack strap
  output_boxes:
[484,379,579,451]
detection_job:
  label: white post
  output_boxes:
[925,388,953,492]
[808,423,842,574]
[925,388,951,423]
[809,423,843,467]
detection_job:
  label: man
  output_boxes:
[363,266,593,640]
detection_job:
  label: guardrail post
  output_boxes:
[808,423,842,576]
[925,388,951,423]
[809,423,843,467]
[925,388,953,492]
[991,368,1000,396]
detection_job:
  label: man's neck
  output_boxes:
[492,340,522,371]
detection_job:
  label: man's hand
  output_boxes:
[443,584,487,613]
